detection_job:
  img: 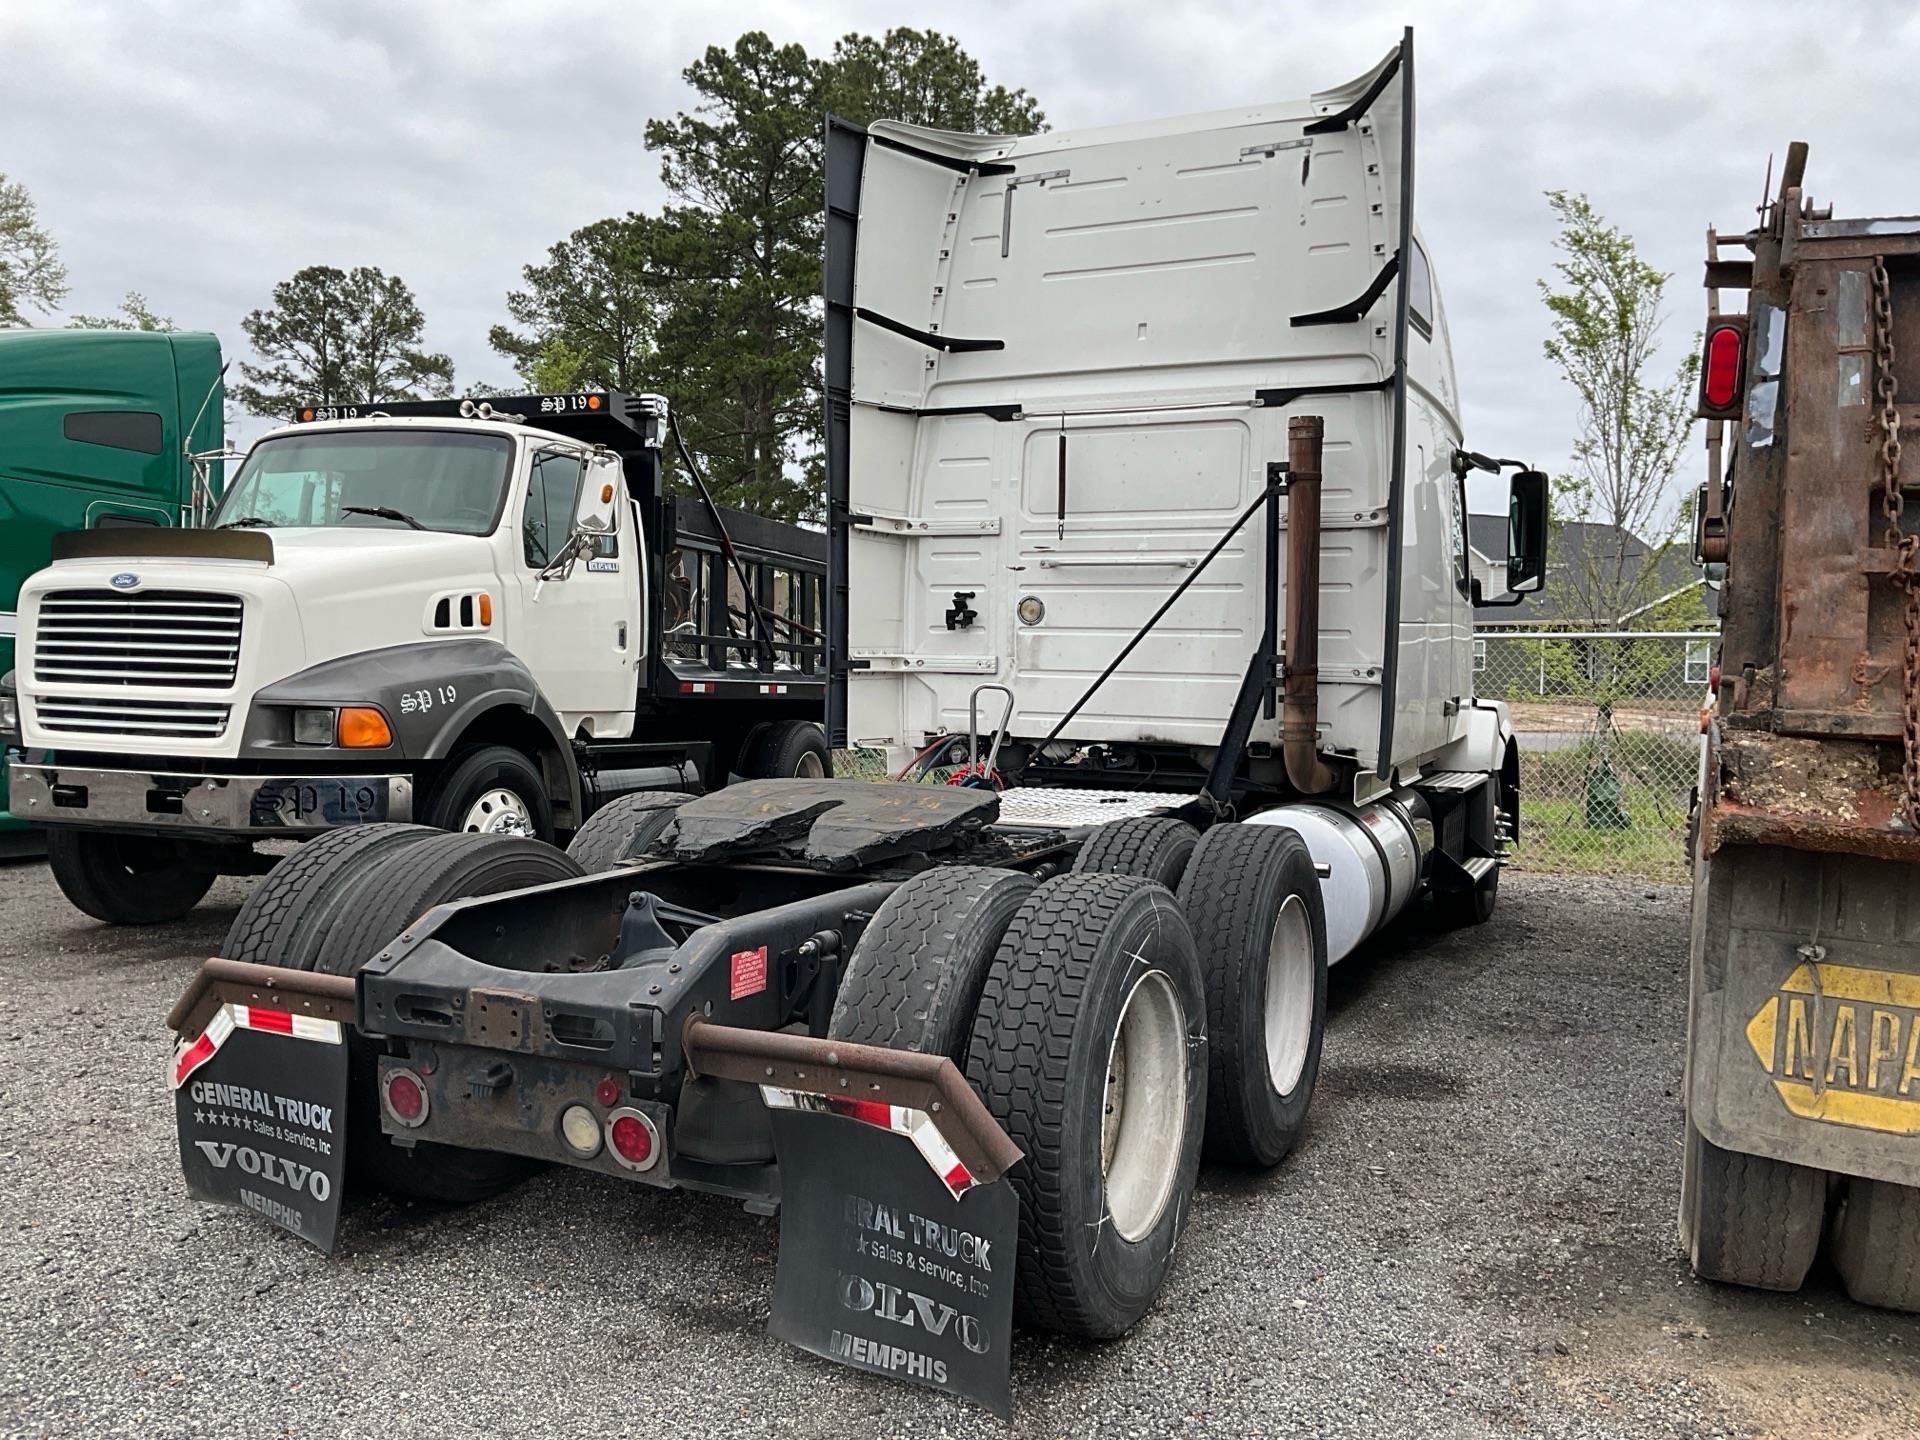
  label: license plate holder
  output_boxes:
[249,777,390,828]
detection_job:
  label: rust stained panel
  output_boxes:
[1774,258,1884,729]
[1707,729,1920,861]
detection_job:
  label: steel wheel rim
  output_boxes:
[1264,893,1314,1097]
[1100,969,1187,1242]
[794,750,826,779]
[462,787,532,835]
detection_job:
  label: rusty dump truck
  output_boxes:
[1683,143,1920,1310]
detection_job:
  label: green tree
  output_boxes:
[823,27,1045,132]
[231,265,453,418]
[0,173,68,326]
[487,215,663,392]
[642,33,823,522]
[1539,191,1699,627]
[490,29,1043,521]
[70,292,173,331]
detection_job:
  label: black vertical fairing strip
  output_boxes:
[822,116,866,749]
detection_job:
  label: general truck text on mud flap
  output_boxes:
[168,968,353,1253]
[766,1105,1019,1417]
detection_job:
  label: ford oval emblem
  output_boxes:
[110,572,140,590]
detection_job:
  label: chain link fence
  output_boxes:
[1476,629,1714,882]
[832,628,1713,881]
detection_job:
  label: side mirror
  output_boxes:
[572,455,621,536]
[1505,469,1549,595]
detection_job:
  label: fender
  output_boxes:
[243,639,582,818]
[1427,697,1514,777]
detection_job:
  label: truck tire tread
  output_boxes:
[219,824,439,972]
[1072,817,1199,890]
[1176,822,1328,1167]
[1833,1178,1920,1312]
[566,791,691,873]
[966,872,1205,1339]
[1682,1122,1825,1292]
[827,867,1034,1061]
[305,833,586,1204]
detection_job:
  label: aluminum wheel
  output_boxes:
[794,749,826,779]
[460,787,533,835]
[1264,893,1315,1097]
[1100,969,1188,1242]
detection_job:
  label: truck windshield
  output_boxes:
[213,429,513,535]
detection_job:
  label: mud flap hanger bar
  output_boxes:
[681,1017,1024,1185]
[166,958,356,1044]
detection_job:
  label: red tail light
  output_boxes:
[606,1109,658,1170]
[1699,320,1747,419]
[384,1069,427,1127]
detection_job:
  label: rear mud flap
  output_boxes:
[683,1019,1023,1416]
[167,960,357,1252]
[766,1106,1018,1417]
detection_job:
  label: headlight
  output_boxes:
[292,707,335,745]
[0,693,18,736]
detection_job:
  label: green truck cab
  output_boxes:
[0,329,225,850]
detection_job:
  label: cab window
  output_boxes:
[1408,240,1434,339]
[522,450,585,568]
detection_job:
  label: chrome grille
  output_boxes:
[34,695,231,740]
[32,589,243,689]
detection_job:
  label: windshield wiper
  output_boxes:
[217,516,275,529]
[340,505,427,531]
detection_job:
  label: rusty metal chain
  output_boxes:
[1871,258,1920,827]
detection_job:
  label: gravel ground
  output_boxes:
[1,858,1917,1439]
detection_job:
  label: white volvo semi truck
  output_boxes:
[162,30,1547,1415]
[3,393,830,922]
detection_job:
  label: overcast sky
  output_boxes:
[8,0,1919,515]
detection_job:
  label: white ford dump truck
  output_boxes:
[3,392,830,923]
[162,31,1547,1415]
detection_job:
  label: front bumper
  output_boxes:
[8,763,412,836]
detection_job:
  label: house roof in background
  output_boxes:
[1468,515,1705,626]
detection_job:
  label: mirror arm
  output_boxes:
[1474,589,1531,609]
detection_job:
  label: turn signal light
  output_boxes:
[337,707,393,748]
[477,592,493,627]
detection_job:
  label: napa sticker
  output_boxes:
[1747,961,1920,1134]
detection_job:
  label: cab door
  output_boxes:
[511,447,640,736]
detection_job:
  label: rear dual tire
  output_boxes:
[1080,816,1330,1170]
[969,874,1208,1339]
[828,867,1208,1340]
[218,828,583,1205]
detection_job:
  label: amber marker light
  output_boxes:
[586,394,602,410]
[477,592,493,626]
[338,707,394,748]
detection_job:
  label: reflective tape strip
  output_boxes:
[760,684,788,695]
[762,1088,980,1198]
[170,1006,235,1089]
[168,1002,343,1090]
